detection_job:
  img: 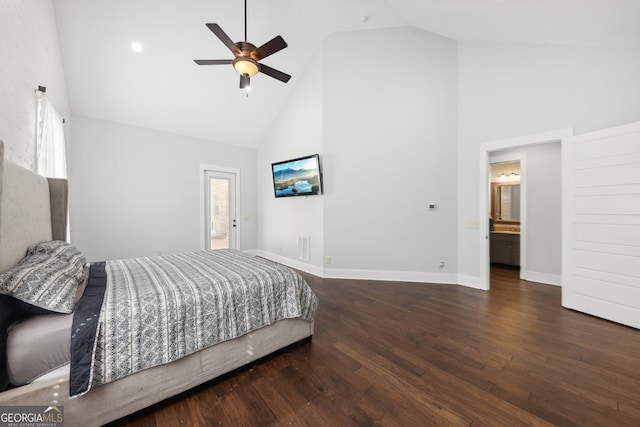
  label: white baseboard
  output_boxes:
[457,274,487,290]
[254,250,324,277]
[523,270,562,286]
[252,249,562,289]
[323,267,459,285]
[255,250,465,286]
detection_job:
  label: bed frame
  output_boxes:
[0,141,314,426]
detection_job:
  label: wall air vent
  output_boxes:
[297,236,310,262]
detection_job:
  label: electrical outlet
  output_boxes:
[467,221,480,229]
[325,256,331,265]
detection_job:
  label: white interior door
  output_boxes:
[203,169,237,250]
[562,121,640,329]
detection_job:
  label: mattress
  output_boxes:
[6,313,73,385]
[5,270,87,386]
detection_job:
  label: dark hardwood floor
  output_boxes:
[109,266,640,426]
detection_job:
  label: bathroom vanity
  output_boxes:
[490,231,520,266]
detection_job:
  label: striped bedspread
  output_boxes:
[70,249,317,397]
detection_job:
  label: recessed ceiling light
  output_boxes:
[131,41,143,53]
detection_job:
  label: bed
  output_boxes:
[0,141,317,426]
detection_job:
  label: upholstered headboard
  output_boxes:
[0,141,68,272]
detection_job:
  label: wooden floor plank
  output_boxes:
[109,266,640,426]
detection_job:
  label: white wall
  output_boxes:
[322,27,458,280]
[458,42,640,282]
[490,142,562,284]
[523,142,562,281]
[258,49,324,272]
[70,116,258,262]
[0,0,69,169]
[257,26,459,282]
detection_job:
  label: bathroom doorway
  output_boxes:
[478,129,570,291]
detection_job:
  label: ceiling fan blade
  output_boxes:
[251,35,287,61]
[206,23,240,56]
[240,74,250,89]
[194,59,233,65]
[259,64,291,83]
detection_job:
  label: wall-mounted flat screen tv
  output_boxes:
[272,154,323,198]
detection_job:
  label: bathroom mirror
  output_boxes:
[491,183,520,222]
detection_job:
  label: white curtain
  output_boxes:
[36,97,67,178]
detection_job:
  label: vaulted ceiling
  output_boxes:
[53,0,640,148]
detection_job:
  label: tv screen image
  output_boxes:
[272,154,323,197]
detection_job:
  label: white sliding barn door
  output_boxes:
[562,121,640,329]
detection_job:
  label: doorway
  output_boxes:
[478,129,572,290]
[200,165,240,250]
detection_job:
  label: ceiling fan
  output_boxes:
[194,0,291,91]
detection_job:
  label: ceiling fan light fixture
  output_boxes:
[233,57,259,77]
